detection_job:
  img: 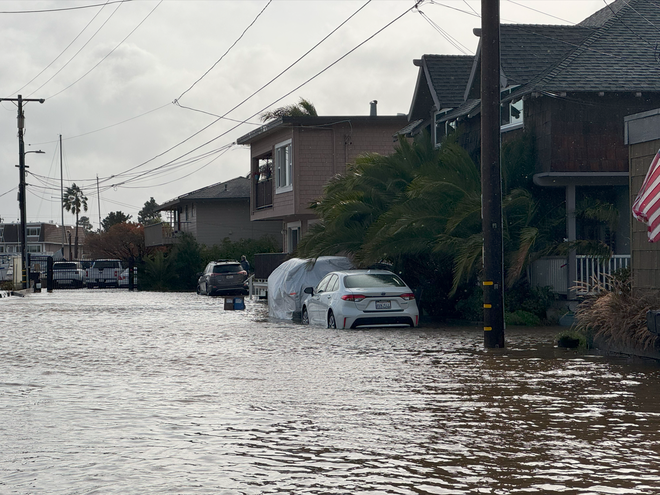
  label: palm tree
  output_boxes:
[260,97,317,122]
[63,183,88,259]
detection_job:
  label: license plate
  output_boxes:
[375,300,391,310]
[225,275,234,280]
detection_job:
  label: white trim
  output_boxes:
[275,139,293,194]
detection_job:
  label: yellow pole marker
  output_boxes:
[484,303,492,308]
[484,326,493,331]
[483,281,494,286]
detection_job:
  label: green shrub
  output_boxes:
[505,310,542,326]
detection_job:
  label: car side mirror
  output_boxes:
[304,287,314,295]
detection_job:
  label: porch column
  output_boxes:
[566,184,577,300]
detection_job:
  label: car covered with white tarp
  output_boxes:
[267,256,353,320]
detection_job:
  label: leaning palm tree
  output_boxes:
[260,97,317,122]
[63,183,88,259]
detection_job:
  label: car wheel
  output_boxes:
[196,285,201,295]
[301,307,310,325]
[328,310,337,329]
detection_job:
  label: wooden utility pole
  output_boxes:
[481,0,505,348]
[0,95,45,289]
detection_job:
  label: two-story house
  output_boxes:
[0,222,83,258]
[404,0,660,296]
[236,106,407,253]
[146,176,282,249]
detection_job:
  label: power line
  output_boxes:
[91,0,375,189]
[0,0,130,14]
[11,1,113,97]
[175,0,273,103]
[105,0,417,191]
[43,1,163,100]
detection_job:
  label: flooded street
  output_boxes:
[2,290,660,494]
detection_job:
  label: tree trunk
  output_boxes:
[74,210,79,259]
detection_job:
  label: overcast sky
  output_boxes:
[0,0,604,230]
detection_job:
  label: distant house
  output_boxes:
[404,0,660,296]
[145,176,282,249]
[0,222,83,258]
[236,106,408,252]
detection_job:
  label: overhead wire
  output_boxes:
[11,1,112,97]
[175,0,273,103]
[91,0,375,189]
[26,1,124,98]
[42,0,163,100]
[416,7,473,54]
[0,1,129,14]
[104,0,418,192]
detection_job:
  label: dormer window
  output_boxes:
[27,227,40,237]
[501,86,523,131]
[434,109,456,147]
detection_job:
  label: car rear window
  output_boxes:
[54,263,77,270]
[213,264,242,274]
[93,261,120,269]
[344,273,406,289]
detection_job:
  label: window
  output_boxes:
[27,227,40,237]
[275,139,292,193]
[434,110,456,147]
[287,221,300,253]
[501,87,523,131]
[0,246,4,253]
[27,245,41,253]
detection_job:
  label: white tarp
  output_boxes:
[268,256,353,320]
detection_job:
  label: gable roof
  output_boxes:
[158,176,250,211]
[408,54,474,120]
[531,0,660,93]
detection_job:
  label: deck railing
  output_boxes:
[255,179,273,209]
[530,255,630,295]
[575,254,630,294]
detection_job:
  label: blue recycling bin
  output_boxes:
[233,297,245,310]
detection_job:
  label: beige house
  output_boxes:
[236,107,407,253]
[0,222,83,258]
[145,176,282,249]
[625,109,660,293]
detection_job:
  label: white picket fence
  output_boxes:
[530,255,630,295]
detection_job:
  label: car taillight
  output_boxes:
[341,294,366,302]
[239,270,247,276]
[400,293,415,300]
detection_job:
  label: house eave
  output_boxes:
[533,172,629,187]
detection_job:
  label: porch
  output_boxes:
[144,222,179,248]
[530,255,630,296]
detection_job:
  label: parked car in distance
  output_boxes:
[118,268,137,288]
[197,260,248,296]
[302,270,419,329]
[53,261,85,289]
[86,259,123,288]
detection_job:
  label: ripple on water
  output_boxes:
[2,291,660,494]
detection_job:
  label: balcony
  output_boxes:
[530,255,630,296]
[255,178,273,210]
[144,222,179,248]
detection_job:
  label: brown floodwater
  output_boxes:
[1,290,659,494]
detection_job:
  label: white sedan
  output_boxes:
[301,269,419,329]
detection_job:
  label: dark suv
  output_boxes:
[197,260,248,296]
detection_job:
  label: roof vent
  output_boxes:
[224,184,228,191]
[370,100,378,117]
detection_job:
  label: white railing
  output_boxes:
[575,254,630,294]
[530,255,630,295]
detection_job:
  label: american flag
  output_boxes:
[633,149,660,242]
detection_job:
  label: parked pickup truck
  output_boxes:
[53,261,85,289]
[86,259,123,288]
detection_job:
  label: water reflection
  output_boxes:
[1,291,660,494]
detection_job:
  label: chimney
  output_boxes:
[370,100,377,116]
